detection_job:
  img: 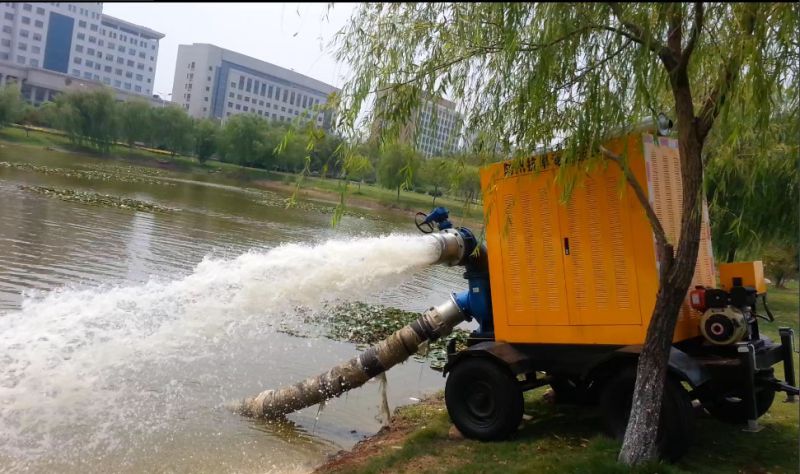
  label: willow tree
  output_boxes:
[0,85,23,128]
[705,108,799,262]
[118,99,153,148]
[55,89,119,153]
[331,2,798,465]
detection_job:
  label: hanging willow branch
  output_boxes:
[600,145,669,252]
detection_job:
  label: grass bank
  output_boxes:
[0,126,481,222]
[315,283,799,474]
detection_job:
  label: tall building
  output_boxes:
[172,43,339,130]
[371,90,463,158]
[410,97,462,158]
[0,2,163,104]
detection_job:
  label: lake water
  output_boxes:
[0,144,470,473]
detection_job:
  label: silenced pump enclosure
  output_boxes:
[480,132,716,346]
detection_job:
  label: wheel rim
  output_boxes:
[465,380,496,423]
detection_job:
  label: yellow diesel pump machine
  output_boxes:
[427,126,798,461]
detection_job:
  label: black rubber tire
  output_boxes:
[598,367,694,462]
[700,386,776,424]
[445,357,524,441]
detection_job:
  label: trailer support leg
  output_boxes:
[779,327,797,403]
[738,342,762,432]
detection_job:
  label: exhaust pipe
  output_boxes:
[232,295,466,420]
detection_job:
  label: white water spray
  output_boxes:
[0,233,440,470]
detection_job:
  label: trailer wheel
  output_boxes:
[700,386,776,424]
[445,357,523,440]
[599,367,694,461]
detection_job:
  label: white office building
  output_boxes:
[372,90,464,158]
[172,43,338,130]
[0,2,163,103]
[412,98,462,158]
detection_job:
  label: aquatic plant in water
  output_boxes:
[281,301,469,370]
[0,161,174,186]
[18,185,179,213]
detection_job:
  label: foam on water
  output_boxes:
[0,233,440,469]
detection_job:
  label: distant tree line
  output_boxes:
[0,86,339,168]
[0,85,488,203]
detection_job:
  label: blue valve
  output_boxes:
[422,207,453,230]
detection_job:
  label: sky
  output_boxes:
[101,2,358,101]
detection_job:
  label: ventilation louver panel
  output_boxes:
[643,134,716,325]
[496,171,570,326]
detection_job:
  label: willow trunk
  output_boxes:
[618,75,705,463]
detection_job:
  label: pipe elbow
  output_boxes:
[414,295,467,341]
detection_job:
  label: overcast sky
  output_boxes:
[102,2,357,100]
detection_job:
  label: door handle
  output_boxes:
[564,237,570,255]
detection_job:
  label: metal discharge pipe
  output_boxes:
[428,229,467,266]
[233,295,467,419]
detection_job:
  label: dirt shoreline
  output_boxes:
[312,393,445,473]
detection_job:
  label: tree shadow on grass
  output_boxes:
[518,389,606,439]
[512,389,799,474]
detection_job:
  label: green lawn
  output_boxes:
[762,281,799,340]
[0,126,189,165]
[1,125,77,148]
[322,284,799,474]
[0,126,286,178]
